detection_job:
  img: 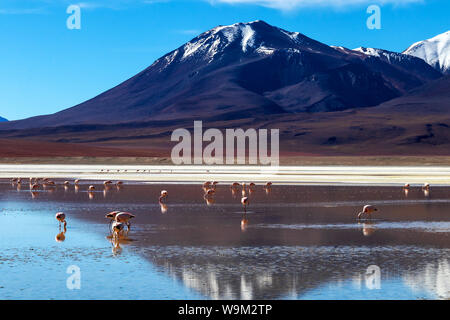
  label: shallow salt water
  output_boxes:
[1,181,450,299]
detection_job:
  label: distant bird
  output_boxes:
[55,212,67,229]
[241,196,249,213]
[357,205,378,220]
[212,181,219,186]
[403,183,410,189]
[422,183,430,190]
[205,189,215,196]
[31,183,40,190]
[115,212,135,231]
[64,181,70,186]
[104,180,112,185]
[74,179,80,185]
[159,190,168,203]
[265,182,273,188]
[231,182,240,188]
[249,182,256,188]
[88,185,95,191]
[116,181,123,186]
[203,181,212,188]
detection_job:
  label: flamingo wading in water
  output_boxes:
[357,205,378,220]
[56,212,67,230]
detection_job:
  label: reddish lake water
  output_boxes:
[1,180,449,299]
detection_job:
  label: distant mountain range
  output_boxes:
[0,21,448,156]
[0,117,7,122]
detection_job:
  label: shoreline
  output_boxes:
[2,164,450,186]
[1,156,450,166]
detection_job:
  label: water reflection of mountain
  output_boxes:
[403,259,450,299]
[132,246,450,300]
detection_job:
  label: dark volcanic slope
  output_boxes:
[0,117,7,122]
[0,20,441,130]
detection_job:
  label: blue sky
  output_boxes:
[0,0,449,120]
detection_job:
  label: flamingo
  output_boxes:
[357,205,378,220]
[115,212,135,232]
[203,181,212,188]
[55,212,67,230]
[159,190,168,203]
[241,196,249,213]
[31,183,40,190]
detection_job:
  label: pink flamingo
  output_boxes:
[55,212,67,229]
[159,190,168,203]
[357,205,378,220]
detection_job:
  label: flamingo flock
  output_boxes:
[7,174,438,246]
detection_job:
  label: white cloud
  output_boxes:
[208,0,423,11]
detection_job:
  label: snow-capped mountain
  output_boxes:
[0,21,443,130]
[151,20,340,72]
[0,116,7,122]
[404,31,450,74]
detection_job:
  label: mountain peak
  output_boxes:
[403,30,450,74]
[0,116,8,122]
[152,20,335,72]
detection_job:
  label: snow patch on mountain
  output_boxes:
[403,31,450,74]
[241,25,255,52]
[354,47,416,63]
